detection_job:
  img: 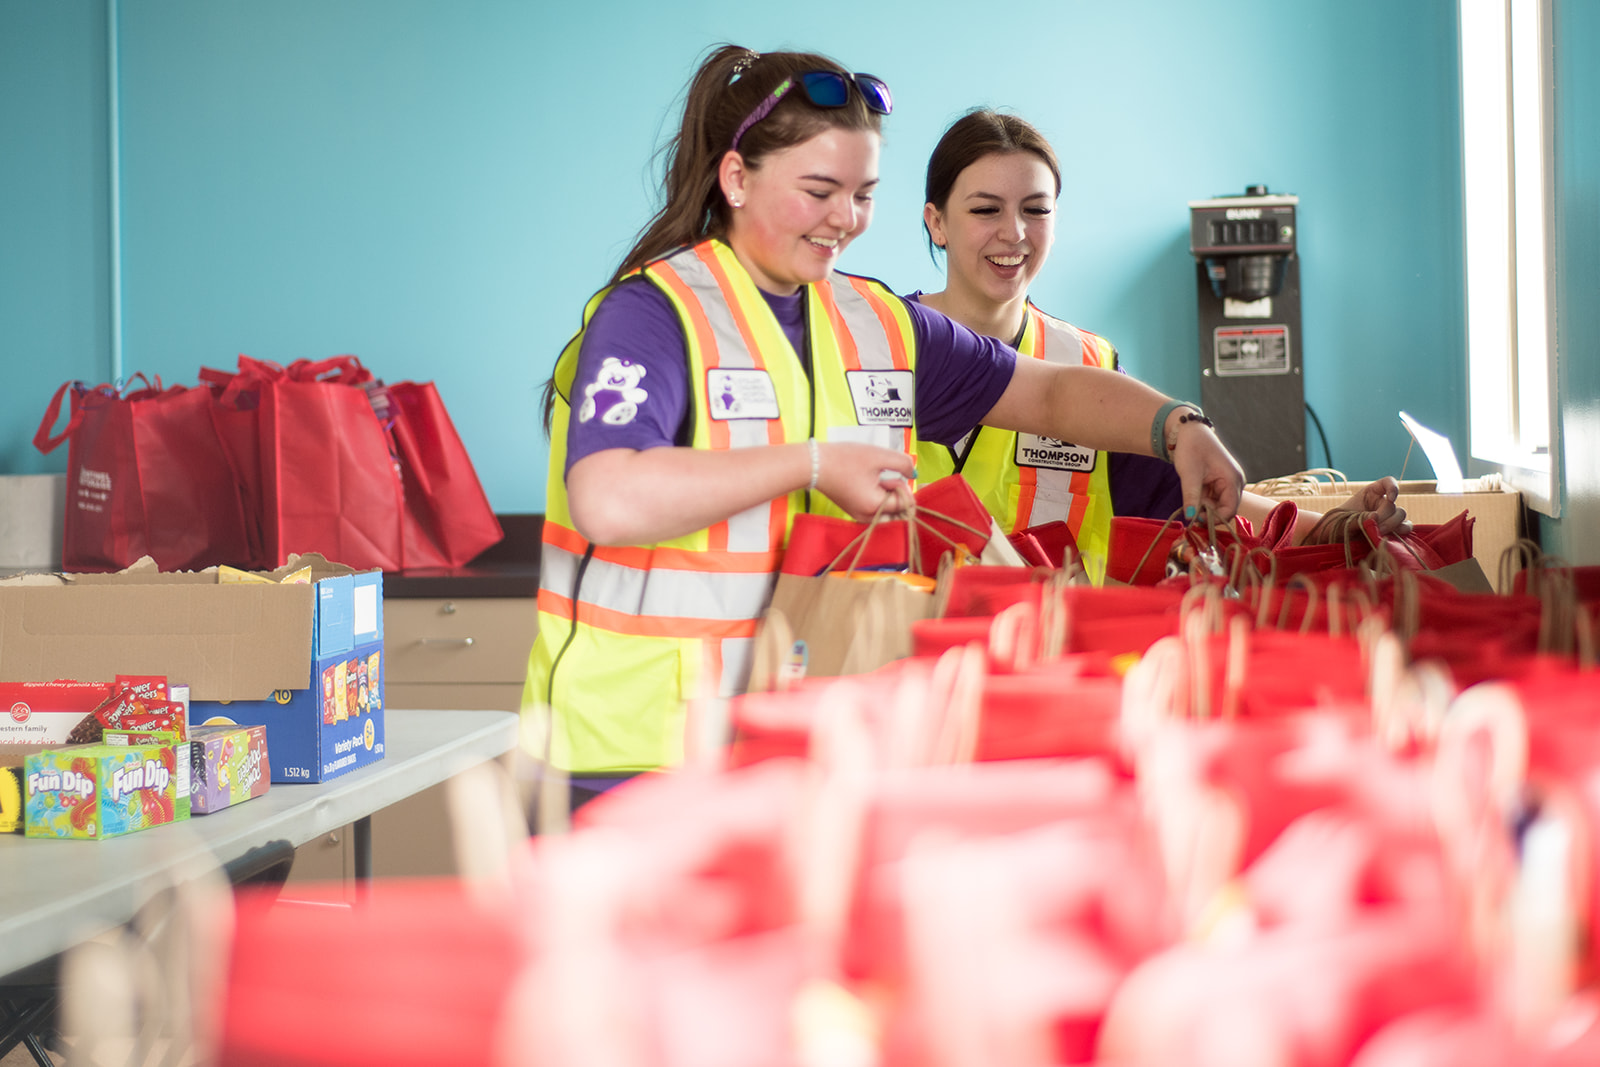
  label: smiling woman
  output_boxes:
[521,46,1249,789]
[911,109,1415,581]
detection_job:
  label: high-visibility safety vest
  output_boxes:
[917,302,1116,584]
[523,240,919,774]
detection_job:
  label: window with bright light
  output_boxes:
[1459,0,1560,516]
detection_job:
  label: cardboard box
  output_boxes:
[1248,477,1524,584]
[188,724,269,814]
[24,742,180,840]
[0,555,384,784]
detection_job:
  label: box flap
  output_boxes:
[0,583,314,702]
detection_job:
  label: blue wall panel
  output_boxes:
[0,0,1488,513]
[0,0,111,474]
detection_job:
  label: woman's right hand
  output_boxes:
[813,441,917,521]
[1167,417,1245,525]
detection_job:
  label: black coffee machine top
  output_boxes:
[1189,186,1298,301]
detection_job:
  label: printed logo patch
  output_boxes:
[707,368,781,421]
[845,370,915,427]
[1014,434,1096,472]
[577,356,649,426]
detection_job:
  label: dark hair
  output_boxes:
[541,44,886,433]
[922,108,1063,261]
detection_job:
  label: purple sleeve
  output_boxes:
[564,279,690,477]
[906,300,1017,446]
[1107,451,1184,520]
[1102,361,1183,519]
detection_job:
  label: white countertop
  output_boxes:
[0,707,519,977]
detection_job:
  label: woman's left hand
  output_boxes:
[1336,476,1412,537]
[1169,418,1245,525]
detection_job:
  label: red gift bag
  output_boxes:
[387,380,503,568]
[780,475,997,578]
[256,360,406,571]
[35,377,255,572]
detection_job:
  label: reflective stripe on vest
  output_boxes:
[916,302,1116,582]
[524,239,918,774]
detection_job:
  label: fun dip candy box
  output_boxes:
[104,728,191,820]
[189,724,270,814]
[24,742,179,840]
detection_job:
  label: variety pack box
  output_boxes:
[0,554,384,784]
[189,723,270,814]
[24,742,180,840]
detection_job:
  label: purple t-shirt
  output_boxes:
[903,293,1182,523]
[564,277,1015,474]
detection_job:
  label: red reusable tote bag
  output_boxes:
[35,378,255,572]
[387,380,502,568]
[256,359,406,571]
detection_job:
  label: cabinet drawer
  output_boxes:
[386,682,524,713]
[385,598,537,684]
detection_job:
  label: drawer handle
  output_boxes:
[418,636,475,647]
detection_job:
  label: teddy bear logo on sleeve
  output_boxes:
[578,357,649,426]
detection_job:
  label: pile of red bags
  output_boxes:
[35,356,501,573]
[206,489,1600,1066]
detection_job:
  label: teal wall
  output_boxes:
[0,1,1539,528]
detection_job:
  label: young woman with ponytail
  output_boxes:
[524,47,1247,791]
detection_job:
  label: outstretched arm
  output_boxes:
[1236,478,1412,545]
[982,358,1245,523]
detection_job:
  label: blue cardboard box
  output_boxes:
[191,569,385,783]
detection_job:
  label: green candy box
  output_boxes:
[24,743,180,840]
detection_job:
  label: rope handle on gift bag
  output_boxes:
[824,499,994,578]
[1248,468,1351,497]
[1128,508,1189,585]
[33,374,159,454]
[827,500,918,577]
[1273,572,1321,634]
[34,381,84,454]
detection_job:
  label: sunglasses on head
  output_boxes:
[731,70,893,150]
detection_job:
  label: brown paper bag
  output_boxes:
[748,570,937,689]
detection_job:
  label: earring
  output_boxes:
[729,198,743,209]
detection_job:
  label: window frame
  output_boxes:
[1459,0,1562,517]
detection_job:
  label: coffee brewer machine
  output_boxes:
[1188,186,1303,480]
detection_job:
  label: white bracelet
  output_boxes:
[806,437,821,491]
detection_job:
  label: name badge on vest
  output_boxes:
[706,368,781,421]
[845,370,915,427]
[1015,434,1096,472]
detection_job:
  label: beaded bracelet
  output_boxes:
[806,437,821,491]
[1165,407,1215,458]
[1150,402,1213,463]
